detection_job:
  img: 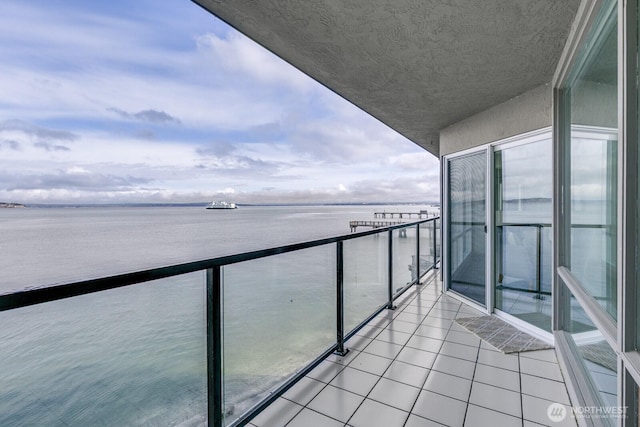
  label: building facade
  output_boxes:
[440,1,636,424]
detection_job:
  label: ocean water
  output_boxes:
[0,204,438,426]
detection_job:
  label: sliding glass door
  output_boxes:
[445,132,552,327]
[447,151,486,306]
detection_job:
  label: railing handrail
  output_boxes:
[0,216,440,312]
[497,222,551,228]
[454,221,609,229]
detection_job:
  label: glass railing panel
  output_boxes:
[418,221,435,275]
[541,226,552,293]
[496,225,539,292]
[495,224,552,331]
[222,245,335,423]
[343,233,389,332]
[0,273,207,427]
[435,218,441,263]
[392,226,417,294]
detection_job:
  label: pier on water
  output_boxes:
[373,210,435,219]
[349,208,439,234]
[349,220,407,234]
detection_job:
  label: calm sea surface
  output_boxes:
[0,204,438,426]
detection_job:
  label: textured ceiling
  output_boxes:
[193,0,580,156]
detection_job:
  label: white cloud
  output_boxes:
[65,166,90,175]
[387,152,439,171]
[195,32,316,92]
[0,0,440,205]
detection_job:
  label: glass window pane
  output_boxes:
[570,132,618,320]
[448,151,486,306]
[565,0,618,321]
[636,0,640,353]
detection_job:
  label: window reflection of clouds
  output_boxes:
[571,135,616,201]
[500,139,552,201]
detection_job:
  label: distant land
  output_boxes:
[3,201,440,209]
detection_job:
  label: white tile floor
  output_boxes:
[248,272,577,427]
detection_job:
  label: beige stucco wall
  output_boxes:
[439,84,552,156]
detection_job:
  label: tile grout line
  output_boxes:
[401,291,446,427]
[280,374,335,427]
[281,282,432,427]
[401,292,469,426]
[519,352,525,427]
[343,279,440,427]
[283,273,447,427]
[461,324,482,427]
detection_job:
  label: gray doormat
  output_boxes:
[456,316,553,353]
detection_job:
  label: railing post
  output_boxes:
[335,241,349,356]
[387,229,395,310]
[534,225,543,299]
[433,219,438,269]
[207,266,224,427]
[415,224,421,284]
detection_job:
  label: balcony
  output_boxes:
[258,280,575,427]
[253,274,576,427]
[0,214,582,426]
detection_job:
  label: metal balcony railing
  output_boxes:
[449,220,611,297]
[0,217,441,427]
[496,223,551,298]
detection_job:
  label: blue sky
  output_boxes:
[0,0,439,204]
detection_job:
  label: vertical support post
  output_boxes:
[387,229,395,310]
[536,225,542,299]
[335,241,349,356]
[415,224,421,284]
[433,219,438,269]
[553,87,571,332]
[207,266,224,427]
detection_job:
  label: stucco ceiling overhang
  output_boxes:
[193,0,580,157]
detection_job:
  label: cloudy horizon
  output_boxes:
[0,0,440,205]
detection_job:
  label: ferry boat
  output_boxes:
[206,201,237,210]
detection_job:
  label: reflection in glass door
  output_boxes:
[494,139,552,331]
[447,151,486,306]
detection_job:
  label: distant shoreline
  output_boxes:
[6,201,441,209]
